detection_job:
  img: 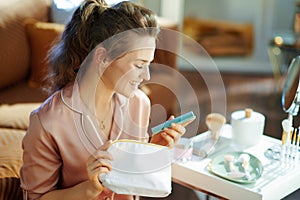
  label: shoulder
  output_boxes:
[23,92,63,155]
[30,88,73,133]
[34,83,77,118]
[32,90,63,117]
[26,91,60,137]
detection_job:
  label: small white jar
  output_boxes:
[231,109,265,147]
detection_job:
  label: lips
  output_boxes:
[130,80,141,86]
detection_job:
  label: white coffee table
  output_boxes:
[172,125,300,200]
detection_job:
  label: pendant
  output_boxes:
[99,121,105,130]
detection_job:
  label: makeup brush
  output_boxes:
[224,154,245,179]
[224,154,236,172]
[281,119,292,162]
[281,119,291,145]
[206,113,226,140]
[239,153,251,179]
[192,113,226,158]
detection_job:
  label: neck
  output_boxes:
[78,62,114,116]
[94,78,114,112]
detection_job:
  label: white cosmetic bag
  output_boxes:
[99,139,173,197]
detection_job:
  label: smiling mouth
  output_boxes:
[130,81,141,86]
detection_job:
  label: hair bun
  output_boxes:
[88,0,109,8]
[80,0,109,21]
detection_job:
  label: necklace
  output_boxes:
[99,120,106,130]
[98,100,113,130]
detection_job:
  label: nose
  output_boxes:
[140,66,151,81]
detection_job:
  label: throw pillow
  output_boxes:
[0,103,40,130]
[25,18,64,88]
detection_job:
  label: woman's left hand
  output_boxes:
[150,115,195,148]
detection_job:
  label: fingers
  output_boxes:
[160,132,175,148]
[89,141,113,168]
[151,114,195,147]
[162,123,186,148]
[88,141,113,166]
[88,154,112,172]
[167,115,175,120]
[181,116,196,127]
[170,123,186,135]
[86,141,113,190]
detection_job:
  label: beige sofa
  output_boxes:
[0,0,52,199]
[0,0,179,199]
[0,0,51,104]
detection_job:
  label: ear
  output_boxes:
[94,46,107,64]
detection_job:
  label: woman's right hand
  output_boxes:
[86,140,113,191]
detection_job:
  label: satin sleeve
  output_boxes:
[20,111,61,200]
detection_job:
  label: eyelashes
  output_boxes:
[135,65,143,69]
[135,64,149,69]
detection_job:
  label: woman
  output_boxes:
[20,0,193,199]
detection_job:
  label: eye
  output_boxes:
[135,64,144,69]
[135,64,149,69]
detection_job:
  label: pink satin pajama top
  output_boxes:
[20,83,151,199]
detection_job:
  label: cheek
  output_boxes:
[104,59,140,94]
[104,62,127,86]
[109,67,134,91]
[115,69,135,87]
[116,71,142,98]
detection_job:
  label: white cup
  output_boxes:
[231,109,265,148]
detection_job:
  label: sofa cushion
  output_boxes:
[0,128,25,177]
[25,19,65,87]
[0,80,47,104]
[0,103,40,130]
[0,128,25,200]
[0,0,51,90]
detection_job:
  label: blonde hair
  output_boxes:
[45,0,159,94]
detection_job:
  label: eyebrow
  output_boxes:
[135,59,149,62]
[135,58,154,63]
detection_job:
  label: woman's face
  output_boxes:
[101,37,156,97]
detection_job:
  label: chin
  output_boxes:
[117,89,135,98]
[116,84,138,98]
